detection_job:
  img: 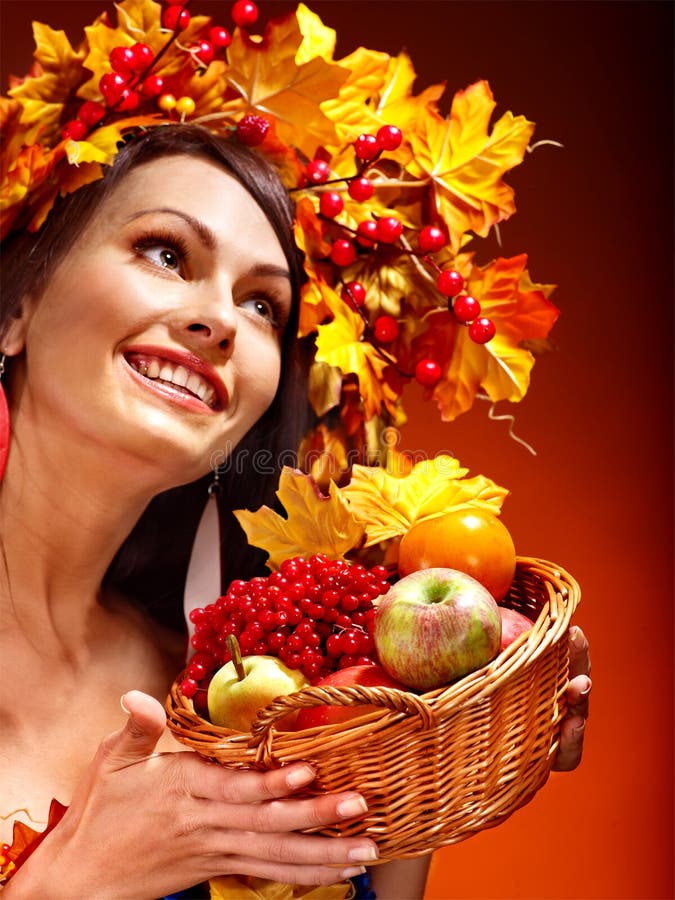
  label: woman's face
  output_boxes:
[13,154,294,485]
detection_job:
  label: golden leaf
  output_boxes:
[321,47,391,146]
[430,255,558,419]
[308,359,344,418]
[233,468,365,569]
[8,23,86,145]
[314,300,401,421]
[225,10,349,157]
[295,3,337,63]
[373,51,445,135]
[406,81,534,250]
[342,455,508,547]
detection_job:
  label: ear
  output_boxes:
[1,297,37,357]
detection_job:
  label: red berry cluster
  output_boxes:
[179,554,390,702]
[61,2,260,142]
[304,126,496,390]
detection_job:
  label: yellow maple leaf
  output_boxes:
[406,81,534,250]
[372,51,445,137]
[314,300,400,421]
[8,22,86,145]
[321,47,391,147]
[342,455,508,547]
[224,10,349,158]
[428,255,558,419]
[233,467,365,569]
[295,3,337,63]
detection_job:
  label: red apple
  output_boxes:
[294,665,406,729]
[373,568,502,691]
[499,606,533,651]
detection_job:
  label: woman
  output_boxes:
[0,125,590,898]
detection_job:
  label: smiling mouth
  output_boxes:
[125,353,220,410]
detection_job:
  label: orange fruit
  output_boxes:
[397,509,516,601]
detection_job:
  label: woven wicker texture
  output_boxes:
[166,557,580,859]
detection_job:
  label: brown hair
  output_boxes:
[1,125,313,631]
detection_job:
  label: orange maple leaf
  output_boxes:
[406,80,534,251]
[224,9,349,158]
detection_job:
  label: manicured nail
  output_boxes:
[120,694,131,715]
[337,795,368,818]
[580,679,592,697]
[285,764,316,788]
[349,844,379,863]
[341,866,367,879]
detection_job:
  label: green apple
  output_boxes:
[207,636,308,731]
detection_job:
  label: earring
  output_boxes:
[0,355,9,483]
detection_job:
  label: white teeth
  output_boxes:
[129,354,219,408]
[172,365,189,388]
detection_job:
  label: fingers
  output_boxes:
[566,672,592,720]
[568,625,591,679]
[190,761,321,805]
[218,856,368,887]
[552,714,586,771]
[96,691,166,771]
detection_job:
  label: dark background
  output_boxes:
[2,2,673,897]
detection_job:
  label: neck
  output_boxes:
[0,429,182,658]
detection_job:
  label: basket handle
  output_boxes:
[248,683,437,760]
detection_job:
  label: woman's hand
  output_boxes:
[552,625,592,771]
[6,691,378,899]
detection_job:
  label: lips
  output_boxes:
[124,348,227,411]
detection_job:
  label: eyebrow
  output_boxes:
[124,207,292,281]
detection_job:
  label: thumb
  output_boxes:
[98,690,167,771]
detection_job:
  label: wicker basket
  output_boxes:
[166,557,580,859]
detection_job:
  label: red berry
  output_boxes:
[468,317,496,343]
[141,74,164,97]
[231,0,258,27]
[354,133,379,162]
[356,219,378,247]
[452,294,481,323]
[117,89,140,112]
[194,40,215,64]
[210,25,232,48]
[162,5,191,30]
[61,119,88,141]
[376,216,403,243]
[341,280,366,309]
[236,114,270,146]
[305,159,331,184]
[319,190,344,218]
[180,678,198,699]
[348,176,374,202]
[109,46,135,75]
[418,225,447,254]
[99,72,127,106]
[376,124,403,151]
[437,269,464,298]
[78,100,106,126]
[373,315,399,343]
[330,239,356,267]
[131,42,154,71]
[415,358,442,387]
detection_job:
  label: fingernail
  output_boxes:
[120,694,130,715]
[285,764,316,788]
[573,719,586,737]
[349,844,379,863]
[337,795,368,818]
[580,679,592,697]
[341,866,367,879]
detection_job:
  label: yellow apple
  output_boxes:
[207,638,308,731]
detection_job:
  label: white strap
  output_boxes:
[183,496,221,649]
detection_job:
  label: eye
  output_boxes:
[239,294,284,328]
[134,231,189,275]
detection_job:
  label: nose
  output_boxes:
[176,283,237,356]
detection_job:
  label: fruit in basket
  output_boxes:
[374,567,501,691]
[294,664,407,729]
[499,606,533,651]
[207,635,308,731]
[397,509,517,601]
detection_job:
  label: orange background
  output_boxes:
[2,2,673,898]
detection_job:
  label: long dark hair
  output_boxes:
[1,125,313,631]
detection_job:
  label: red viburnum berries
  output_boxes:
[236,115,270,146]
[183,555,390,692]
